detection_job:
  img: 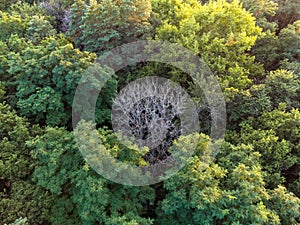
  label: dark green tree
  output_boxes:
[226,103,300,196]
[68,0,152,54]
[252,20,300,71]
[0,98,52,224]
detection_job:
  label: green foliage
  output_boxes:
[68,0,85,47]
[0,11,26,41]
[1,1,300,224]
[0,39,10,81]
[277,20,300,63]
[0,101,51,224]
[156,136,284,225]
[226,103,300,195]
[237,0,278,31]
[0,82,5,100]
[73,63,118,126]
[226,84,272,127]
[0,3,55,42]
[280,59,300,86]
[267,185,300,225]
[251,29,280,71]
[221,163,279,225]
[264,69,300,109]
[0,35,29,107]
[239,0,278,17]
[217,142,300,224]
[31,126,154,224]
[257,104,300,195]
[8,2,49,20]
[0,0,18,11]
[97,127,149,166]
[25,15,57,44]
[0,103,32,180]
[217,141,299,224]
[7,35,106,126]
[68,0,152,54]
[153,0,263,90]
[226,69,300,130]
[252,20,300,71]
[0,4,57,48]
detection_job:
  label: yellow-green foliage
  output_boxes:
[153,0,263,90]
[0,12,26,41]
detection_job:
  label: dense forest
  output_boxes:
[0,0,300,224]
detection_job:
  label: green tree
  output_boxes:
[156,136,286,225]
[152,0,263,90]
[226,84,272,130]
[226,69,300,131]
[8,35,117,127]
[237,0,278,31]
[0,11,26,41]
[68,0,152,54]
[30,126,155,224]
[239,0,278,17]
[264,69,300,109]
[277,20,300,64]
[25,15,57,44]
[226,103,300,196]
[252,20,300,71]
[267,185,300,225]
[0,35,29,107]
[217,142,300,224]
[0,99,52,224]
[0,3,54,42]
[0,2,57,104]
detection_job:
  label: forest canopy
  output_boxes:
[0,0,299,224]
